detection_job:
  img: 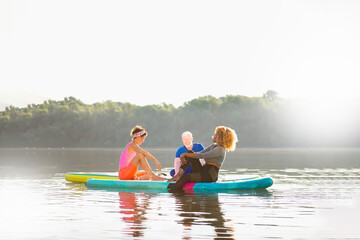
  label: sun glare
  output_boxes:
[289,97,359,145]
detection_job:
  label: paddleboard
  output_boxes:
[85,176,273,191]
[65,172,119,183]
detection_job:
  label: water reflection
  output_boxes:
[172,191,235,239]
[64,182,87,193]
[2,148,360,239]
[118,192,152,238]
[115,190,273,239]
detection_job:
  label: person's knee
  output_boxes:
[136,153,145,159]
[132,153,145,164]
[185,154,194,162]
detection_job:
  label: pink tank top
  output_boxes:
[119,142,136,170]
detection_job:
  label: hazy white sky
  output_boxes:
[1,0,359,110]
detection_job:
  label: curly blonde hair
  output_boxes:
[214,126,238,151]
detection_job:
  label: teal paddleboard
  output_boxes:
[86,176,273,191]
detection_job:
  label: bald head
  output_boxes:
[182,131,192,139]
[182,131,193,149]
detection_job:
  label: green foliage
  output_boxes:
[0,93,358,148]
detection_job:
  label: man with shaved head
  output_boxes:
[170,131,204,177]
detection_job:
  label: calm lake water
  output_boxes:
[1,148,360,239]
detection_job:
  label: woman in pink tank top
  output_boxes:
[118,126,166,181]
[119,142,136,170]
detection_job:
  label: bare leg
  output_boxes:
[167,168,184,182]
[168,151,199,182]
[137,173,150,180]
[130,153,166,181]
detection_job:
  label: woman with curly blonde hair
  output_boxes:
[168,126,238,191]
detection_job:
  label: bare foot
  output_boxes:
[136,173,150,180]
[167,176,180,182]
[150,175,167,181]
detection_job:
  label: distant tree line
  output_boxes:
[1,91,359,148]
